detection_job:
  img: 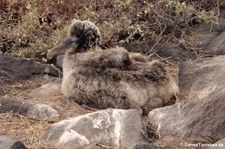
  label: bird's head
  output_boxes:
[47,20,101,59]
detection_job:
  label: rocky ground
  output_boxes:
[0,57,90,148]
[1,20,225,149]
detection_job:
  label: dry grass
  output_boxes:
[0,113,49,148]
[0,0,224,59]
[0,0,225,148]
[0,76,90,148]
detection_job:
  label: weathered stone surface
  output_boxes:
[193,19,225,56]
[26,104,59,120]
[124,42,188,61]
[205,31,225,55]
[178,55,225,100]
[0,135,27,149]
[209,138,225,149]
[154,44,188,61]
[25,79,62,98]
[131,142,168,149]
[0,98,59,120]
[148,55,225,147]
[0,55,60,84]
[45,109,146,149]
[148,89,225,145]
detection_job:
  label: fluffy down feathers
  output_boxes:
[52,20,179,114]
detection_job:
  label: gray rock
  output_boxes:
[209,138,225,149]
[45,109,146,149]
[178,55,225,100]
[205,31,225,55]
[0,55,60,84]
[26,104,59,120]
[124,42,188,61]
[0,99,31,115]
[0,98,59,120]
[0,135,27,149]
[193,19,225,56]
[131,142,168,149]
[148,56,225,147]
[154,44,188,61]
[148,87,225,146]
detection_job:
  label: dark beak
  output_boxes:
[47,36,78,59]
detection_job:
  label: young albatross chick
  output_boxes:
[48,20,179,114]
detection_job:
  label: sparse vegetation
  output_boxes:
[0,0,224,59]
[1,1,225,148]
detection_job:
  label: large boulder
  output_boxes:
[148,56,225,146]
[178,55,225,100]
[0,98,59,120]
[0,135,27,149]
[45,109,147,149]
[149,90,225,145]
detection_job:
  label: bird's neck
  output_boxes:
[62,50,78,76]
[62,46,99,75]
